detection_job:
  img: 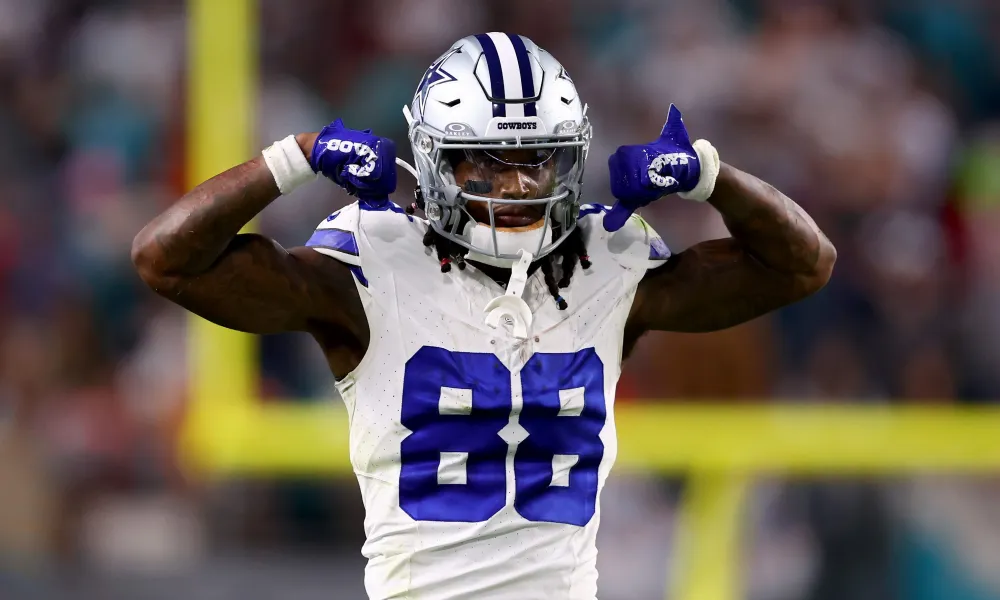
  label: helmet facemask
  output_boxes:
[398,33,592,268]
[408,121,591,267]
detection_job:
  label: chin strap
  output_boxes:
[483,250,534,339]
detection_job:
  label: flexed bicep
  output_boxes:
[629,238,813,333]
[156,236,364,335]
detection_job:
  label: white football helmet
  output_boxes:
[401,33,592,267]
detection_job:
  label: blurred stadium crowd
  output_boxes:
[1,0,1000,598]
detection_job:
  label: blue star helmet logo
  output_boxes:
[416,48,459,117]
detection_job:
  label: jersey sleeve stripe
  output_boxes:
[307,247,368,287]
[578,204,610,219]
[348,265,369,287]
[306,228,359,256]
[359,198,413,220]
[649,236,671,261]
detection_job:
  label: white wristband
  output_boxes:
[262,134,316,195]
[678,139,721,202]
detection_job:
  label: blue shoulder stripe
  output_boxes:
[349,265,368,287]
[578,204,610,219]
[359,197,413,221]
[305,228,358,256]
[649,236,671,261]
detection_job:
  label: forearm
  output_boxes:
[132,134,315,276]
[708,163,835,277]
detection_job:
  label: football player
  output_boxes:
[132,33,835,600]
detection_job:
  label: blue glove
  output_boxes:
[604,105,718,232]
[311,118,397,200]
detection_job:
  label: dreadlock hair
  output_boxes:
[407,186,590,311]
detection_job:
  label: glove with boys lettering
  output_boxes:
[603,105,720,232]
[310,118,397,200]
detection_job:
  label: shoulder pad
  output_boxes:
[305,202,362,266]
[577,204,670,271]
[357,197,414,220]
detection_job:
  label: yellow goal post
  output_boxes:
[184,3,1000,599]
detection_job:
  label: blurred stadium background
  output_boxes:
[3,0,1000,598]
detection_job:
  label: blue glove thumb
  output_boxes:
[602,203,635,233]
[658,104,691,146]
[602,104,701,232]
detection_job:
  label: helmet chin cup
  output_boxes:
[465,220,553,268]
[484,250,535,339]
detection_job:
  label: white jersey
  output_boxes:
[305,200,670,600]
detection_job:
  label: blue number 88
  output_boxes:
[399,346,606,527]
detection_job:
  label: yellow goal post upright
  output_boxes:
[183,0,258,473]
[183,3,1000,599]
